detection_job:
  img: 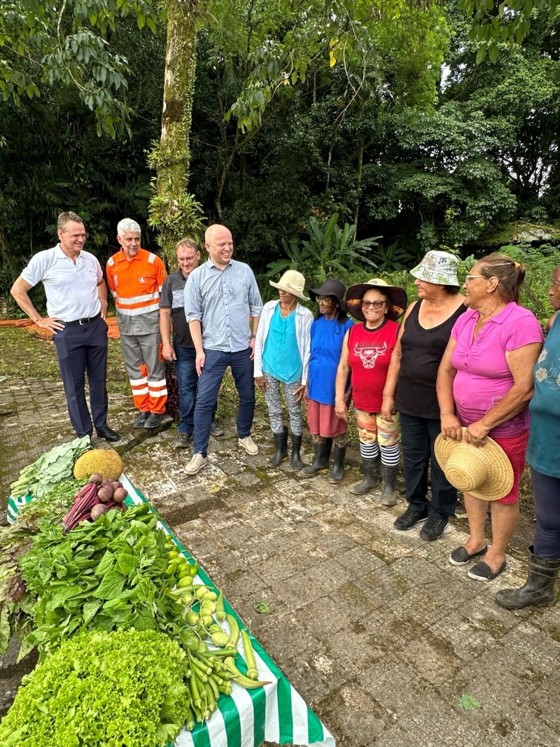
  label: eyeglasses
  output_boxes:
[464,274,486,283]
[361,300,386,309]
[316,296,334,304]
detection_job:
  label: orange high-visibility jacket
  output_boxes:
[106,248,167,331]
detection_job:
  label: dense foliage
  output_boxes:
[1,1,560,302]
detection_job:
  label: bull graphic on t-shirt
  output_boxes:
[353,341,387,369]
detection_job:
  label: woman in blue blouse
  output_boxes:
[303,279,353,482]
[496,266,560,609]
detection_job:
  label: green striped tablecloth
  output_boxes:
[7,476,336,747]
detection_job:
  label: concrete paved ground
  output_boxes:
[1,373,560,747]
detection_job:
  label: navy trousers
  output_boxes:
[532,467,560,558]
[193,349,254,457]
[53,315,109,437]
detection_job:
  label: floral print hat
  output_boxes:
[410,250,460,286]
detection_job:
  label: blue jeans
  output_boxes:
[531,467,560,558]
[400,412,457,519]
[194,349,254,456]
[174,346,198,435]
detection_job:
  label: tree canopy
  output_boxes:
[1,0,560,304]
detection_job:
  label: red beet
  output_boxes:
[112,487,128,504]
[90,503,108,520]
[96,486,113,503]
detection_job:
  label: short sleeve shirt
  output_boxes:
[527,314,560,477]
[159,270,193,348]
[451,302,544,437]
[307,315,354,405]
[21,245,102,321]
[348,320,399,413]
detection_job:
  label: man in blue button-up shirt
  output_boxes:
[184,224,263,474]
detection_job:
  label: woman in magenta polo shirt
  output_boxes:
[437,254,543,581]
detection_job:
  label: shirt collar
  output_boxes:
[114,248,142,264]
[56,244,82,262]
[473,302,516,326]
[206,257,233,270]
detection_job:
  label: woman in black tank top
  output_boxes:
[381,251,466,541]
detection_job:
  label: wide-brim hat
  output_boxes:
[411,250,460,286]
[434,430,514,502]
[269,269,309,301]
[345,278,407,322]
[309,279,347,312]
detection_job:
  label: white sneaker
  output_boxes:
[185,453,208,475]
[238,436,259,455]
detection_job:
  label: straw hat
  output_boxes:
[345,278,407,322]
[269,270,309,301]
[434,430,514,502]
[410,250,460,286]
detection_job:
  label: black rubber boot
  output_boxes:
[380,464,398,506]
[291,434,304,470]
[350,457,380,495]
[495,547,560,610]
[268,427,288,467]
[328,446,346,483]
[302,439,333,476]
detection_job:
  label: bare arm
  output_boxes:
[436,338,462,441]
[189,319,205,375]
[10,276,65,332]
[159,308,176,361]
[249,315,259,360]
[462,342,542,445]
[381,302,415,419]
[334,331,351,422]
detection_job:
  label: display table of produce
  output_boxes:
[4,441,335,747]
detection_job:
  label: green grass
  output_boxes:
[0,328,129,395]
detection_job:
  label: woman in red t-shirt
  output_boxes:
[335,279,407,503]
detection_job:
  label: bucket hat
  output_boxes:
[345,278,407,322]
[269,270,309,301]
[434,430,514,502]
[410,250,460,286]
[309,279,347,312]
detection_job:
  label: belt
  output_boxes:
[64,312,101,326]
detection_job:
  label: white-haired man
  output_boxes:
[106,219,168,429]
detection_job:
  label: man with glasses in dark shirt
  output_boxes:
[160,237,224,448]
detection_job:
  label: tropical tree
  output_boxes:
[0,0,160,136]
[148,0,206,265]
[461,0,560,60]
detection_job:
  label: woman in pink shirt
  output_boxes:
[437,254,543,581]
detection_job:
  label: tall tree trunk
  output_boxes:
[148,0,204,267]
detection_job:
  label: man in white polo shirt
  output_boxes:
[10,211,119,442]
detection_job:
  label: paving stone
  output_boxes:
[314,681,388,746]
[2,367,560,746]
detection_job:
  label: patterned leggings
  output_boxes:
[354,409,400,466]
[263,373,303,436]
